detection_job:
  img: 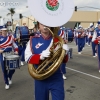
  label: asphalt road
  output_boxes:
[0,42,100,100]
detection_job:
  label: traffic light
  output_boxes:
[19,14,23,19]
[75,6,77,11]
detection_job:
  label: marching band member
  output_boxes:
[88,23,94,46]
[25,22,69,100]
[82,29,86,50]
[92,21,100,72]
[26,0,74,99]
[58,27,69,80]
[95,24,98,31]
[0,27,18,89]
[74,28,78,46]
[85,28,89,45]
[14,27,24,65]
[15,25,29,66]
[88,23,97,57]
[64,28,73,58]
[89,24,97,57]
[76,26,85,54]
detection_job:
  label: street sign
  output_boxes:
[33,22,37,25]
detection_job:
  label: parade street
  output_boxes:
[0,42,100,100]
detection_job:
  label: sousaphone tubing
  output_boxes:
[27,0,74,80]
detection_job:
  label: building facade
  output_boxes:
[13,11,100,29]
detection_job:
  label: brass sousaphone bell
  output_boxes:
[27,0,74,80]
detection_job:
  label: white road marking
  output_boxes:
[66,67,100,80]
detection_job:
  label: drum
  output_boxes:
[4,55,21,70]
[15,26,30,43]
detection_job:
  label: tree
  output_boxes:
[7,8,15,30]
[0,16,2,18]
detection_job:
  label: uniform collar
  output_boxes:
[41,33,51,40]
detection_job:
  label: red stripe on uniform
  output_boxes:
[28,54,40,64]
[94,39,98,44]
[54,37,59,43]
[0,43,12,48]
[0,36,12,47]
[63,54,68,63]
[59,30,64,37]
[14,48,18,52]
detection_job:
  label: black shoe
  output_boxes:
[70,57,73,59]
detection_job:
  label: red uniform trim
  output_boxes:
[0,36,12,46]
[59,30,64,37]
[63,54,68,63]
[0,43,12,48]
[89,36,92,39]
[94,39,98,44]
[54,37,59,43]
[28,54,40,64]
[28,36,63,64]
[14,48,18,52]
[28,35,42,64]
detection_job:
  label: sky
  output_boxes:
[0,0,100,23]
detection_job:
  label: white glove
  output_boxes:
[40,50,50,60]
[63,44,69,54]
[63,44,69,51]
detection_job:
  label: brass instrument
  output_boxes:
[28,27,66,80]
[27,0,74,80]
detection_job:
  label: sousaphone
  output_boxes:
[27,0,74,80]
